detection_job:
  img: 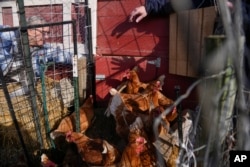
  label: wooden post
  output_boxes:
[199,35,236,166]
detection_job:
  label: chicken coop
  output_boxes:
[0,0,247,166]
[0,0,89,166]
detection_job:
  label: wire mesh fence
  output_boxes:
[0,21,78,166]
[1,0,250,167]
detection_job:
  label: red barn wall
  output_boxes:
[2,7,13,26]
[96,0,198,109]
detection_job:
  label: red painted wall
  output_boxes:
[2,7,13,26]
[96,0,198,109]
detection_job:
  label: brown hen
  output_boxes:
[50,95,94,139]
[119,117,157,167]
[117,66,148,94]
[65,131,120,166]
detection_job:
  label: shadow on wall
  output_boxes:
[97,14,198,109]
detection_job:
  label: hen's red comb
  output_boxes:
[123,70,131,79]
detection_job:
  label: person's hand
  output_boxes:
[129,6,148,23]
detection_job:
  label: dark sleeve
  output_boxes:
[145,0,214,16]
[145,0,174,16]
[242,2,250,47]
[192,0,214,8]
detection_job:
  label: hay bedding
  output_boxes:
[0,77,71,166]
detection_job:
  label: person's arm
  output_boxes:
[145,0,210,16]
[145,0,173,16]
[129,0,214,23]
[129,0,172,23]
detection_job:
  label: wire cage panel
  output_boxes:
[0,21,78,166]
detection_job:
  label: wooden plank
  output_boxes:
[168,6,216,77]
[77,57,87,104]
[176,10,189,76]
[169,59,177,74]
[169,13,177,74]
[200,6,217,61]
[177,60,188,75]
[187,8,203,77]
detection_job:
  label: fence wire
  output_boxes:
[152,1,250,166]
[0,21,77,166]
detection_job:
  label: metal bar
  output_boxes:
[40,62,55,147]
[0,21,74,33]
[16,0,44,148]
[86,8,93,63]
[85,2,96,106]
[0,26,19,32]
[20,21,75,30]
[72,20,80,132]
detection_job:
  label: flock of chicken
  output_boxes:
[42,66,182,167]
